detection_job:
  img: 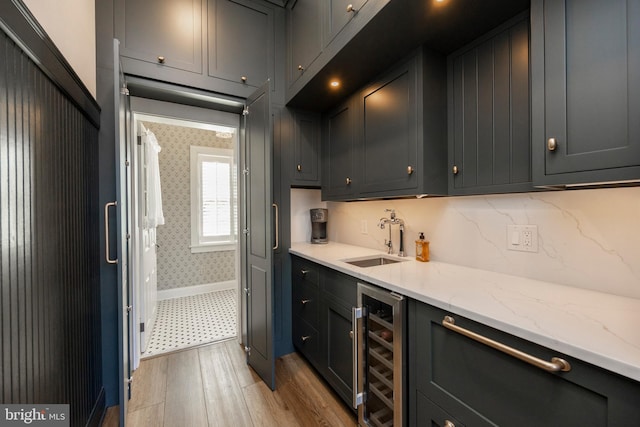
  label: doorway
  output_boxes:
[128,97,243,368]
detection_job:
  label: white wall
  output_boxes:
[291,187,640,300]
[23,0,96,97]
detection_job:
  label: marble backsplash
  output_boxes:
[290,187,640,299]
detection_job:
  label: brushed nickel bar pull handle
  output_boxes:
[300,269,309,276]
[272,203,279,250]
[352,307,365,409]
[301,299,311,305]
[301,335,311,342]
[442,316,571,373]
[104,201,118,264]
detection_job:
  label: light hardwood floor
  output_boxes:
[102,340,358,427]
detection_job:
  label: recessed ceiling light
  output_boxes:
[330,80,340,88]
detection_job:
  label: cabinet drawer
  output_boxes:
[322,267,356,307]
[414,391,470,427]
[410,300,640,427]
[292,281,319,327]
[292,257,320,286]
[292,317,320,364]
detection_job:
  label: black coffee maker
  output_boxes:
[310,208,328,244]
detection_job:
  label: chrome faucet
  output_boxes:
[378,209,406,257]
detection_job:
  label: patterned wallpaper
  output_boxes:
[143,122,236,290]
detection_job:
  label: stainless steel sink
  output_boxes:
[344,256,405,268]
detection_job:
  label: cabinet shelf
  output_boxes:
[368,329,393,352]
[370,313,393,330]
[370,361,394,391]
[370,341,394,371]
[369,407,393,427]
[370,379,394,412]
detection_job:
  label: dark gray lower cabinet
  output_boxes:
[291,256,356,409]
[409,300,640,427]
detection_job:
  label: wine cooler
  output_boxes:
[353,282,406,427]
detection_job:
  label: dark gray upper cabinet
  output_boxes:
[359,54,419,196]
[291,109,321,186]
[114,0,283,101]
[208,0,274,89]
[287,0,323,87]
[322,97,358,199]
[448,14,533,195]
[409,299,640,426]
[322,47,448,201]
[115,0,204,73]
[323,0,370,46]
[531,0,640,187]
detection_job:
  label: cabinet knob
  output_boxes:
[297,164,302,172]
[349,330,354,339]
[157,56,165,64]
[407,165,414,175]
[547,137,558,152]
[346,177,352,185]
[241,76,247,83]
[452,165,459,175]
[301,335,311,342]
[300,269,309,276]
[298,65,304,72]
[301,299,311,305]
[444,421,455,427]
[346,3,357,13]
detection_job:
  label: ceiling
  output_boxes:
[287,0,531,112]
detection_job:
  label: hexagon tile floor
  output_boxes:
[142,289,237,358]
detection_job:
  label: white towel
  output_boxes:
[142,124,165,227]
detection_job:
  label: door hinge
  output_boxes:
[125,160,130,167]
[126,305,133,313]
[244,346,251,356]
[242,168,250,176]
[126,376,133,384]
[243,228,250,235]
[242,107,249,116]
[243,287,250,296]
[120,87,130,96]
[126,233,131,240]
[140,322,145,333]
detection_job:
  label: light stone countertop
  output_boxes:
[290,241,640,383]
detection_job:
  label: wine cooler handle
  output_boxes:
[352,307,364,409]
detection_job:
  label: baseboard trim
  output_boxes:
[158,280,236,300]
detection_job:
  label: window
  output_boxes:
[190,146,236,252]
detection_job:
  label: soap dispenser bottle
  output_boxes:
[415,232,430,262]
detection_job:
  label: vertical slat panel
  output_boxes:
[462,50,478,188]
[493,31,512,185]
[510,19,531,183]
[0,28,101,426]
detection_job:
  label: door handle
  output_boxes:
[352,307,364,408]
[104,201,118,264]
[272,203,279,250]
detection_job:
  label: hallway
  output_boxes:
[102,341,357,426]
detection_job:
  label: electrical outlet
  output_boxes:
[360,220,368,235]
[507,225,538,252]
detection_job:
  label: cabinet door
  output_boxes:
[292,110,321,186]
[409,300,640,427]
[114,0,203,73]
[359,56,418,195]
[322,98,357,199]
[288,0,323,85]
[449,16,532,195]
[532,0,640,184]
[323,0,369,46]
[321,298,354,406]
[413,393,469,427]
[208,0,274,88]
